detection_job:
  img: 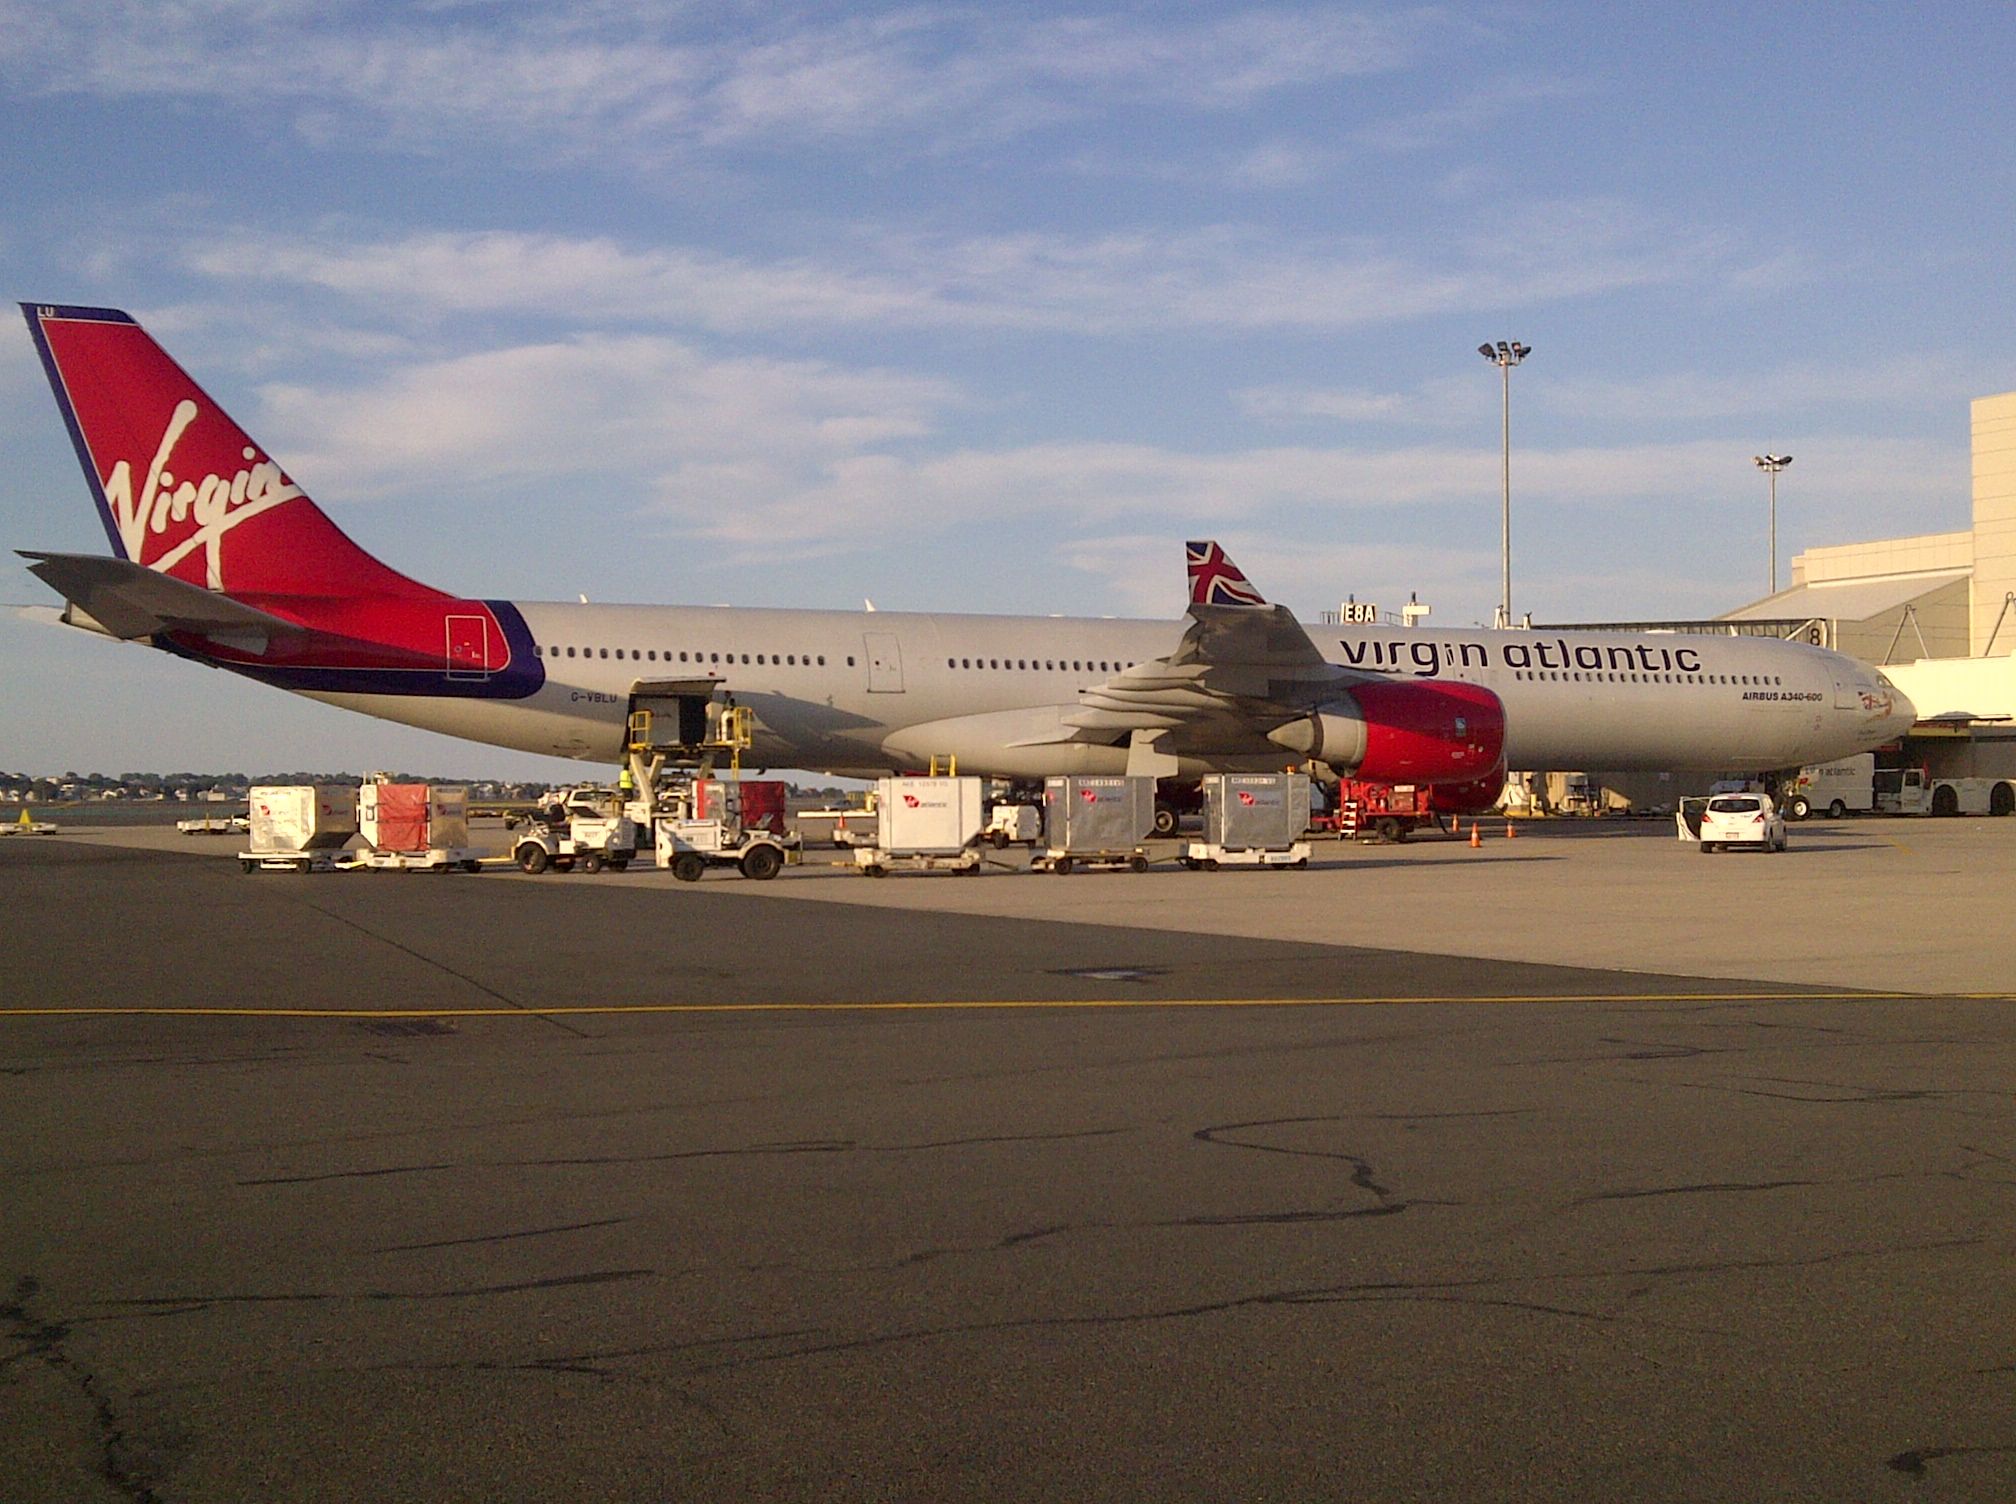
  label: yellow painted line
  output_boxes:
[0,990,2005,1020]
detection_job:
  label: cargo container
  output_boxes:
[241,785,358,872]
[853,776,985,875]
[1185,774,1313,870]
[1033,776,1156,872]
[359,783,469,853]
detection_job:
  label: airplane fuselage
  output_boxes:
[299,600,1912,777]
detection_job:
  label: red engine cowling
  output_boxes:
[1425,764,1508,814]
[1267,680,1505,785]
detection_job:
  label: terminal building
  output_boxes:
[1531,390,2016,811]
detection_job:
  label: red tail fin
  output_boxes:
[22,304,441,601]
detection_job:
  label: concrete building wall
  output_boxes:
[1791,530,1972,588]
[1840,576,1973,664]
[1972,391,2016,653]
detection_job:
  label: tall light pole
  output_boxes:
[1478,341,1530,627]
[1754,453,1792,595]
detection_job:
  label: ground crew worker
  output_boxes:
[617,767,636,802]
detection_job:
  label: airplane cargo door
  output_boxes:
[446,613,490,680]
[864,632,904,693]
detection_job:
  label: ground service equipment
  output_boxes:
[240,785,358,873]
[512,787,639,873]
[982,802,1044,849]
[1032,776,1155,873]
[651,774,796,881]
[854,776,985,876]
[1318,780,1441,842]
[1183,774,1313,870]
[354,783,481,871]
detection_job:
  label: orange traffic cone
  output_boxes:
[1505,820,1516,839]
[1468,821,1482,848]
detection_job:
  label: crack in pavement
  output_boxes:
[1886,1444,2016,1477]
[1,1275,163,1504]
[238,1126,1128,1186]
[277,893,592,1038]
[371,1216,633,1254]
[100,1268,654,1314]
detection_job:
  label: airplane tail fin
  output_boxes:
[1185,540,1269,608]
[21,303,440,601]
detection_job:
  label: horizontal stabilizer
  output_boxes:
[18,551,299,641]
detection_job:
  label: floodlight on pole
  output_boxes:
[1753,453,1792,595]
[1479,340,1531,626]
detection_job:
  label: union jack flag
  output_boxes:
[1185,541,1267,607]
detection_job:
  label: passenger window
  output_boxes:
[599,648,608,659]
[847,656,855,666]
[817,655,826,665]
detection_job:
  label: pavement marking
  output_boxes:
[0,990,2007,1020]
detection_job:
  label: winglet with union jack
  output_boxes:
[1185,541,1268,608]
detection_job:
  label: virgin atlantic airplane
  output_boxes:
[18,303,1914,815]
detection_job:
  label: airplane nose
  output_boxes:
[1890,686,1918,736]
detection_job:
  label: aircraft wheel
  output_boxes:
[740,845,783,881]
[672,853,706,883]
[580,851,605,875]
[1129,855,1149,873]
[1788,796,1811,821]
[1828,800,1848,818]
[1152,804,1178,837]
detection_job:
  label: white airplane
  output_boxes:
[18,302,1915,814]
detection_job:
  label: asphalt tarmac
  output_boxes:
[2,832,2013,1502]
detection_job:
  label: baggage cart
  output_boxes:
[354,783,481,872]
[1031,776,1156,873]
[239,784,358,873]
[853,776,985,876]
[1183,774,1313,870]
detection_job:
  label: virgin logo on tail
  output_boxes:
[104,398,303,589]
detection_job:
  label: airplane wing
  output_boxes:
[1062,541,1353,747]
[19,551,302,641]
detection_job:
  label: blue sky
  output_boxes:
[3,2,2013,776]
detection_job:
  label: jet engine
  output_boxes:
[1267,679,1505,784]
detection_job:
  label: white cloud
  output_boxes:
[2,4,1451,166]
[181,207,1744,336]
[252,333,955,510]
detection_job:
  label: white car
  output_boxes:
[1698,793,1787,853]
